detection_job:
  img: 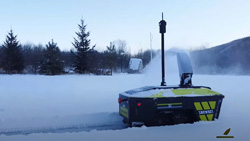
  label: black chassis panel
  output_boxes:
[119,94,224,124]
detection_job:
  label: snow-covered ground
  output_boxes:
[0,55,250,141]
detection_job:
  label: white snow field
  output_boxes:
[0,55,250,141]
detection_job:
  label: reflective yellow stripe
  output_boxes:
[151,92,164,98]
[172,88,221,96]
[199,115,207,121]
[120,111,128,118]
[120,106,128,118]
[209,101,216,109]
[207,114,214,121]
[120,106,128,113]
[157,103,182,106]
[194,102,203,111]
[201,102,210,110]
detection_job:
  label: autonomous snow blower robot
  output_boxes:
[118,14,224,126]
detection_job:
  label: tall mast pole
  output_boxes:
[159,13,167,86]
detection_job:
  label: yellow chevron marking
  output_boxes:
[207,114,214,121]
[201,102,210,110]
[199,115,207,121]
[209,101,216,109]
[194,102,203,111]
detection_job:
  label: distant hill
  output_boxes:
[190,37,250,75]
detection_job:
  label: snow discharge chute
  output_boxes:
[177,52,193,87]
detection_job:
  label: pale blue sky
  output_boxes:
[0,0,249,53]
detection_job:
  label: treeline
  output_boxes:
[0,19,156,75]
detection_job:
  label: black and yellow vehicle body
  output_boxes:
[119,86,224,126]
[119,15,225,126]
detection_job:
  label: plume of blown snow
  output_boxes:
[143,48,191,85]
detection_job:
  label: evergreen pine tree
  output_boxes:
[1,29,24,74]
[105,42,117,75]
[72,19,94,74]
[39,39,64,75]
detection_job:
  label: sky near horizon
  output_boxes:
[0,0,249,53]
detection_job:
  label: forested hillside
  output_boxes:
[190,37,250,75]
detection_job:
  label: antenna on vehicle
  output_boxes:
[159,12,167,86]
[150,32,153,61]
